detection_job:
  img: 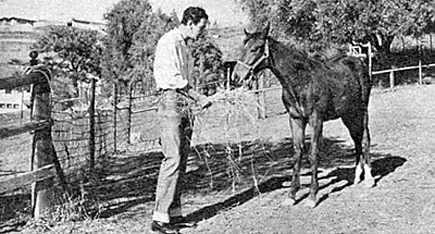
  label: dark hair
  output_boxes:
[181,7,208,25]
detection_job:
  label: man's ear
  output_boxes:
[187,20,194,28]
[244,28,251,38]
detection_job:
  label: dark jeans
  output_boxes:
[152,90,193,223]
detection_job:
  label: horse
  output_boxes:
[232,24,375,208]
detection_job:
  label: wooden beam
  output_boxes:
[0,71,49,90]
[0,120,50,139]
[372,63,435,75]
[0,164,55,194]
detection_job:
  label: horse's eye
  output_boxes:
[251,47,260,52]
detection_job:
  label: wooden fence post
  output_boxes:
[257,72,266,119]
[389,66,396,90]
[367,42,373,82]
[418,38,423,85]
[89,77,96,174]
[226,66,231,89]
[127,83,133,144]
[31,69,54,219]
[113,82,117,152]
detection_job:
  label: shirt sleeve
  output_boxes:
[153,34,189,90]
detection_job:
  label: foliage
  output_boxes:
[239,0,435,54]
[103,0,225,96]
[102,0,177,94]
[31,26,103,98]
[189,34,224,96]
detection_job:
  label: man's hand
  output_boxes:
[197,95,212,109]
[187,87,212,109]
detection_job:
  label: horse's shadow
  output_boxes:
[183,141,406,223]
[0,141,406,233]
[0,136,404,232]
[89,137,406,222]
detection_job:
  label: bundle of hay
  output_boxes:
[192,87,266,192]
[195,87,261,137]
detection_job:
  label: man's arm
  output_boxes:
[177,85,211,108]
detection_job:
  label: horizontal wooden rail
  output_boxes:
[0,164,55,194]
[0,69,50,90]
[372,63,435,75]
[132,106,158,114]
[130,86,282,115]
[0,120,50,139]
[247,86,281,94]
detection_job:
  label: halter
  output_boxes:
[236,38,302,116]
[234,39,270,86]
[237,39,270,75]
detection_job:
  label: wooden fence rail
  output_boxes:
[372,63,435,89]
[0,61,60,220]
[0,120,50,139]
[0,164,55,194]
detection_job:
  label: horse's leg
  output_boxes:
[342,112,372,186]
[362,110,375,187]
[305,112,323,208]
[283,116,306,206]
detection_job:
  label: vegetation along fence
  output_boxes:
[0,55,132,221]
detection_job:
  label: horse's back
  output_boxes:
[336,56,371,106]
[318,55,370,120]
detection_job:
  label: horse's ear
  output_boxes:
[261,22,270,39]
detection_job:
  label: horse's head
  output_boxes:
[232,23,271,86]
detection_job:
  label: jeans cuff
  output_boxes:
[152,211,170,223]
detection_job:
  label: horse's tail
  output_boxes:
[340,56,372,107]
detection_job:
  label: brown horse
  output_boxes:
[232,24,375,208]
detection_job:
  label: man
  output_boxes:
[151,6,211,234]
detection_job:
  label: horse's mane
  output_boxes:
[309,47,348,63]
[269,39,318,70]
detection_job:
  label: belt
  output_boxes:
[159,87,190,97]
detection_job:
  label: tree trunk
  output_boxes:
[371,34,395,69]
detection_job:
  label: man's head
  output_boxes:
[180,7,208,39]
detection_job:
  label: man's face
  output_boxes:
[188,18,208,39]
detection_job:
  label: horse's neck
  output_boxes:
[269,43,310,90]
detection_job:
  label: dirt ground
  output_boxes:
[10,84,435,234]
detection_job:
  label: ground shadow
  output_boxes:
[314,154,407,206]
[0,137,407,229]
[86,136,406,222]
[0,194,31,234]
[183,150,406,223]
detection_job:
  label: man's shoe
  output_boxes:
[151,221,179,234]
[171,216,197,228]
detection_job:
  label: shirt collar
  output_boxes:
[173,27,188,45]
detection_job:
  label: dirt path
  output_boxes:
[18,85,435,234]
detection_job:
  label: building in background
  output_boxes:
[0,88,30,114]
[0,16,104,113]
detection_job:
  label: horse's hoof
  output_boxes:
[353,179,362,186]
[364,178,375,188]
[282,198,296,206]
[303,199,317,208]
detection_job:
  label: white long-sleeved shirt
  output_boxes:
[153,27,193,90]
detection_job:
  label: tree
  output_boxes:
[102,0,177,95]
[240,0,435,55]
[189,34,224,96]
[32,26,103,99]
